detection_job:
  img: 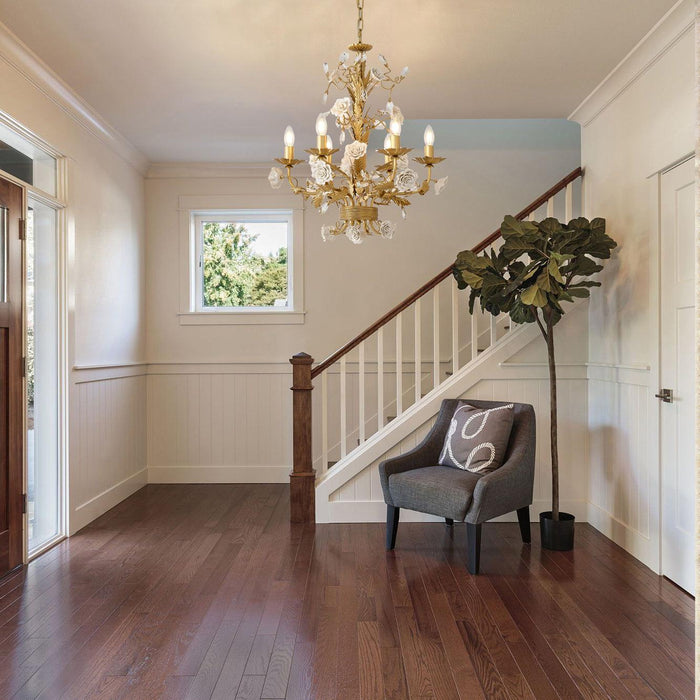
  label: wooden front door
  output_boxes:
[0,176,24,575]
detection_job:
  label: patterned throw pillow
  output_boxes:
[438,402,514,473]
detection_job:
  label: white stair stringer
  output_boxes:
[314,322,540,523]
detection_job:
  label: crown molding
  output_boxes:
[0,20,148,174]
[146,162,273,179]
[568,0,693,127]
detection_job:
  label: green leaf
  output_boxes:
[567,287,591,298]
[468,289,479,314]
[548,258,564,283]
[510,299,536,325]
[501,215,538,238]
[521,284,547,307]
[590,217,606,236]
[561,256,603,277]
[537,217,564,236]
[569,280,601,289]
[536,270,552,292]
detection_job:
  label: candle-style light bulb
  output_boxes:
[315,114,328,149]
[424,124,435,157]
[383,134,392,163]
[326,135,333,162]
[389,118,401,149]
[284,125,295,147]
[283,125,295,159]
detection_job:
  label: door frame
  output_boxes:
[0,135,68,563]
[648,151,694,577]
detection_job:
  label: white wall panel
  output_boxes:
[146,365,293,483]
[587,368,655,566]
[70,370,147,534]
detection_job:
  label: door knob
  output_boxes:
[654,388,673,403]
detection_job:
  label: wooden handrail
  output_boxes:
[310,166,582,379]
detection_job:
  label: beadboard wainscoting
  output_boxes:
[327,365,590,523]
[70,365,148,534]
[586,364,657,570]
[146,363,293,483]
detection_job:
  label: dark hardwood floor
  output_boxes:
[0,484,693,699]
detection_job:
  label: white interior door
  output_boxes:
[659,157,695,594]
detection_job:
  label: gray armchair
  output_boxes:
[378,398,536,574]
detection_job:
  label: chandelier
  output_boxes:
[268,0,447,243]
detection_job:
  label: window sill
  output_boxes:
[178,311,306,326]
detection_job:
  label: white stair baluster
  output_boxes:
[490,313,497,347]
[340,356,347,458]
[414,300,421,403]
[395,313,403,416]
[565,181,573,222]
[377,327,384,430]
[471,307,478,361]
[358,341,365,444]
[321,371,328,472]
[433,286,440,389]
[451,278,459,375]
[546,196,554,218]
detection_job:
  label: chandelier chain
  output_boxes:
[356,0,364,44]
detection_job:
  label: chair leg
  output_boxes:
[466,523,481,575]
[445,518,454,527]
[386,505,400,550]
[516,506,531,544]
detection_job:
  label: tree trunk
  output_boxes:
[544,309,559,521]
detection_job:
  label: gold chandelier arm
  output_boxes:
[285,168,304,194]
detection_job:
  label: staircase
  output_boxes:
[289,168,583,523]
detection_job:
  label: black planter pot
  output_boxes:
[539,511,575,551]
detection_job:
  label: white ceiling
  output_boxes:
[0,0,677,162]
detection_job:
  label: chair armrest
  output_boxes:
[378,402,455,506]
[465,407,536,523]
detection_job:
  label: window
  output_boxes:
[180,198,304,325]
[0,118,57,196]
[194,211,292,311]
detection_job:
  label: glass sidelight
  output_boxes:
[26,198,60,553]
[0,205,6,303]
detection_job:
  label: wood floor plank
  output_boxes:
[0,487,691,700]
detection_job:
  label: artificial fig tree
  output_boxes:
[452,216,617,522]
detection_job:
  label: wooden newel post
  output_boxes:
[290,352,315,523]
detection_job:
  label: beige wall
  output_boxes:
[0,26,148,534]
[145,121,580,365]
[572,0,695,570]
[144,122,580,481]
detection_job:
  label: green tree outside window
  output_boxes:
[202,222,288,307]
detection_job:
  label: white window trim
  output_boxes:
[178,194,304,325]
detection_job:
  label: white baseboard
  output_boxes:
[321,499,589,524]
[70,467,147,535]
[586,501,658,573]
[147,465,290,484]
